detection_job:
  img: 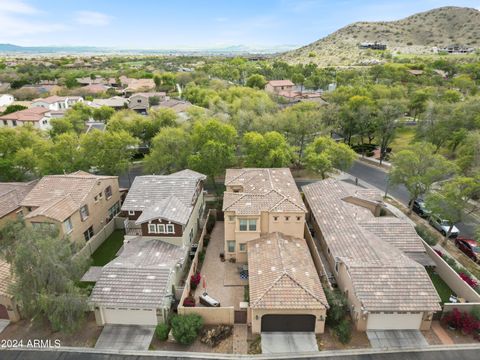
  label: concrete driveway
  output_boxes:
[261,332,318,354]
[95,324,155,351]
[367,330,428,349]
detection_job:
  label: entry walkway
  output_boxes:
[233,324,248,354]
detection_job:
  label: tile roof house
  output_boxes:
[0,107,52,130]
[128,92,167,114]
[89,96,128,110]
[222,168,306,262]
[122,169,206,248]
[0,180,37,228]
[80,84,111,95]
[31,95,84,112]
[89,237,186,326]
[21,171,121,245]
[0,259,20,322]
[121,78,156,95]
[265,80,295,93]
[302,178,441,331]
[247,232,328,334]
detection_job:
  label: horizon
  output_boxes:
[0,0,479,49]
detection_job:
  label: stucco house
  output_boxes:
[20,171,121,245]
[122,169,206,248]
[31,95,83,111]
[222,168,306,262]
[302,179,441,331]
[128,92,167,114]
[0,181,37,228]
[265,80,294,94]
[0,107,52,130]
[247,232,328,334]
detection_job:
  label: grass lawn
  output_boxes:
[91,229,124,266]
[390,126,416,154]
[427,267,455,304]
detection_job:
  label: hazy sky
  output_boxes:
[0,0,479,48]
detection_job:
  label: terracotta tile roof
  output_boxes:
[0,107,49,122]
[248,232,328,309]
[124,79,155,92]
[32,95,65,104]
[267,80,294,87]
[0,180,37,218]
[21,171,117,222]
[0,258,13,297]
[302,179,441,312]
[81,84,110,93]
[222,168,306,215]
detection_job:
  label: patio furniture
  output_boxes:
[240,270,248,279]
[199,292,220,307]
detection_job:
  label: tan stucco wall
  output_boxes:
[250,308,326,334]
[23,177,121,244]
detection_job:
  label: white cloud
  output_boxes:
[0,0,38,14]
[75,11,112,26]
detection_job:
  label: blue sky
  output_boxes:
[0,0,479,48]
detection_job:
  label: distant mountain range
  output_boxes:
[280,6,480,66]
[0,43,298,56]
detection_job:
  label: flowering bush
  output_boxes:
[190,272,201,290]
[459,272,478,288]
[183,296,196,307]
[442,308,480,335]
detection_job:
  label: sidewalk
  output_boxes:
[431,321,454,345]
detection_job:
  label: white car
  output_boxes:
[429,214,459,238]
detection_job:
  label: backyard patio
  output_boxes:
[193,221,246,309]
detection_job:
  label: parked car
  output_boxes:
[409,198,431,218]
[455,237,480,263]
[429,214,459,238]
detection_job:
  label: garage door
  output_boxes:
[261,314,315,332]
[102,308,157,326]
[367,312,422,330]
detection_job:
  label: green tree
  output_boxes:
[1,104,27,115]
[426,176,480,242]
[170,314,203,345]
[80,130,139,175]
[245,74,266,89]
[291,73,305,94]
[144,127,192,174]
[92,106,115,121]
[0,224,89,333]
[408,89,430,120]
[242,131,293,167]
[39,133,85,174]
[456,131,480,176]
[389,142,455,213]
[375,99,406,164]
[304,136,357,179]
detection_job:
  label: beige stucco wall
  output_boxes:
[23,177,121,244]
[179,306,235,325]
[250,308,326,334]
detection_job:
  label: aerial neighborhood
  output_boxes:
[0,3,480,360]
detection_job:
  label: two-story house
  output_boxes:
[0,107,52,130]
[121,169,206,248]
[128,92,167,114]
[20,171,121,244]
[265,80,294,94]
[0,181,37,228]
[31,95,84,112]
[222,168,306,262]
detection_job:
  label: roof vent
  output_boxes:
[143,289,152,293]
[107,274,117,278]
[102,287,111,292]
[147,275,156,280]
[258,270,262,274]
[271,266,276,271]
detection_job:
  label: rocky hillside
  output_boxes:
[281,6,480,66]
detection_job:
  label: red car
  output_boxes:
[455,237,480,263]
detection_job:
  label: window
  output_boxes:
[285,216,290,221]
[128,210,135,216]
[108,202,120,220]
[94,195,98,202]
[166,224,174,234]
[296,216,301,221]
[148,224,157,234]
[80,205,89,221]
[239,243,246,252]
[273,216,278,221]
[83,226,94,241]
[105,185,112,199]
[2,120,6,126]
[63,217,73,233]
[157,224,165,233]
[227,241,236,253]
[239,219,256,231]
[12,120,17,127]
[98,192,103,199]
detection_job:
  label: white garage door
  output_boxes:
[367,312,422,330]
[102,308,157,325]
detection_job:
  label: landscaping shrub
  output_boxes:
[442,308,480,335]
[155,323,170,341]
[190,272,201,290]
[170,314,204,345]
[183,296,196,307]
[206,214,216,234]
[325,289,348,327]
[203,234,210,247]
[415,225,438,246]
[199,249,206,264]
[335,319,352,344]
[459,272,478,289]
[471,306,480,321]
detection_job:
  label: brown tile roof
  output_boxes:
[32,95,65,104]
[0,181,37,219]
[248,232,328,310]
[124,79,155,92]
[81,84,110,93]
[267,80,294,87]
[0,107,49,122]
[21,171,117,222]
[222,168,306,215]
[0,258,13,297]
[302,179,441,312]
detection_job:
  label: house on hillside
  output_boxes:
[120,77,156,95]
[222,168,306,262]
[128,92,167,114]
[151,99,193,120]
[265,80,295,94]
[0,94,14,108]
[302,179,441,331]
[89,96,128,110]
[122,169,206,248]
[31,95,83,111]
[80,84,111,95]
[20,171,121,244]
[0,181,37,228]
[0,107,52,130]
